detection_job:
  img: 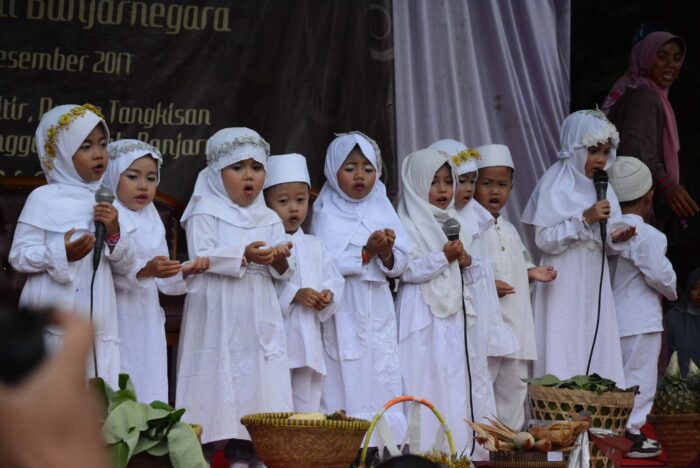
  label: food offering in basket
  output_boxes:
[647,352,700,468]
[468,416,588,464]
[240,410,370,468]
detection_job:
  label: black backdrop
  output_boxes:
[0,0,397,199]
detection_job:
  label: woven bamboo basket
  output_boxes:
[489,450,568,468]
[647,413,700,468]
[528,384,636,468]
[240,412,370,468]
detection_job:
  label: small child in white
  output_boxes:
[103,139,209,404]
[263,153,344,412]
[474,144,557,431]
[10,104,137,385]
[608,156,677,459]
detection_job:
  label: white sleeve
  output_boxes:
[461,256,484,285]
[9,223,75,283]
[185,214,247,278]
[317,247,345,322]
[534,215,593,254]
[378,246,409,278]
[630,234,678,301]
[401,251,450,283]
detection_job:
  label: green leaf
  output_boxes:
[110,440,130,468]
[150,400,175,412]
[523,374,562,387]
[103,400,150,444]
[167,422,207,468]
[147,439,170,457]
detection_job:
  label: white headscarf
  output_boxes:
[310,131,409,257]
[18,104,109,233]
[103,139,163,257]
[398,148,466,318]
[428,139,494,241]
[180,127,280,229]
[522,110,622,227]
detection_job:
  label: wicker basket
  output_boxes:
[528,384,636,468]
[489,450,568,468]
[241,412,370,468]
[647,413,700,468]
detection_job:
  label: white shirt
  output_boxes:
[610,214,677,337]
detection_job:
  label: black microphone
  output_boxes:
[593,169,608,237]
[442,217,461,241]
[93,186,115,271]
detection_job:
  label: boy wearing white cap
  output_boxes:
[474,144,557,430]
[608,156,677,458]
[264,153,345,412]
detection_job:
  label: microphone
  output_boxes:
[442,217,461,241]
[93,186,115,271]
[593,169,608,237]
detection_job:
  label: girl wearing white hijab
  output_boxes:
[310,132,409,445]
[522,110,636,385]
[175,128,294,453]
[103,139,209,404]
[395,148,493,460]
[10,104,137,386]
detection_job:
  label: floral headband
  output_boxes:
[205,134,270,166]
[43,103,105,171]
[450,148,482,167]
[581,108,620,149]
[108,141,163,168]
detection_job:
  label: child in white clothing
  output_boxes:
[10,104,136,386]
[263,153,344,412]
[608,156,677,458]
[310,131,409,444]
[176,128,294,463]
[395,148,488,458]
[103,139,209,404]
[474,144,556,431]
[523,110,637,386]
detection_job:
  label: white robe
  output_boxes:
[320,225,408,444]
[10,223,137,387]
[531,217,626,386]
[275,229,345,411]
[113,233,191,404]
[176,214,293,443]
[396,251,492,460]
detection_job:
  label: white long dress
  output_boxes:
[10,223,137,387]
[397,251,492,459]
[275,229,345,411]
[176,214,294,443]
[114,233,189,404]
[320,225,408,443]
[531,217,626,386]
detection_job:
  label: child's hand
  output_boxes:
[528,266,557,283]
[318,289,334,309]
[182,256,210,278]
[611,226,636,243]
[383,229,396,250]
[64,228,95,262]
[272,242,293,261]
[138,256,182,279]
[294,288,326,310]
[443,240,463,263]
[495,280,515,297]
[583,200,611,225]
[365,230,390,257]
[245,241,276,265]
[93,202,119,236]
[457,250,472,268]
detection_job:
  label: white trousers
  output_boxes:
[291,367,324,412]
[488,357,529,431]
[621,332,661,433]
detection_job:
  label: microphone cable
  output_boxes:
[586,223,606,375]
[89,264,99,379]
[459,264,476,458]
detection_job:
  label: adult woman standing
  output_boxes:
[604,31,699,221]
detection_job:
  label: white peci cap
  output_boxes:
[264,153,311,189]
[475,144,514,170]
[608,156,653,202]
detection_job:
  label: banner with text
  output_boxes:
[0,0,396,200]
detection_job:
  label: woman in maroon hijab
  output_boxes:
[604,31,699,220]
